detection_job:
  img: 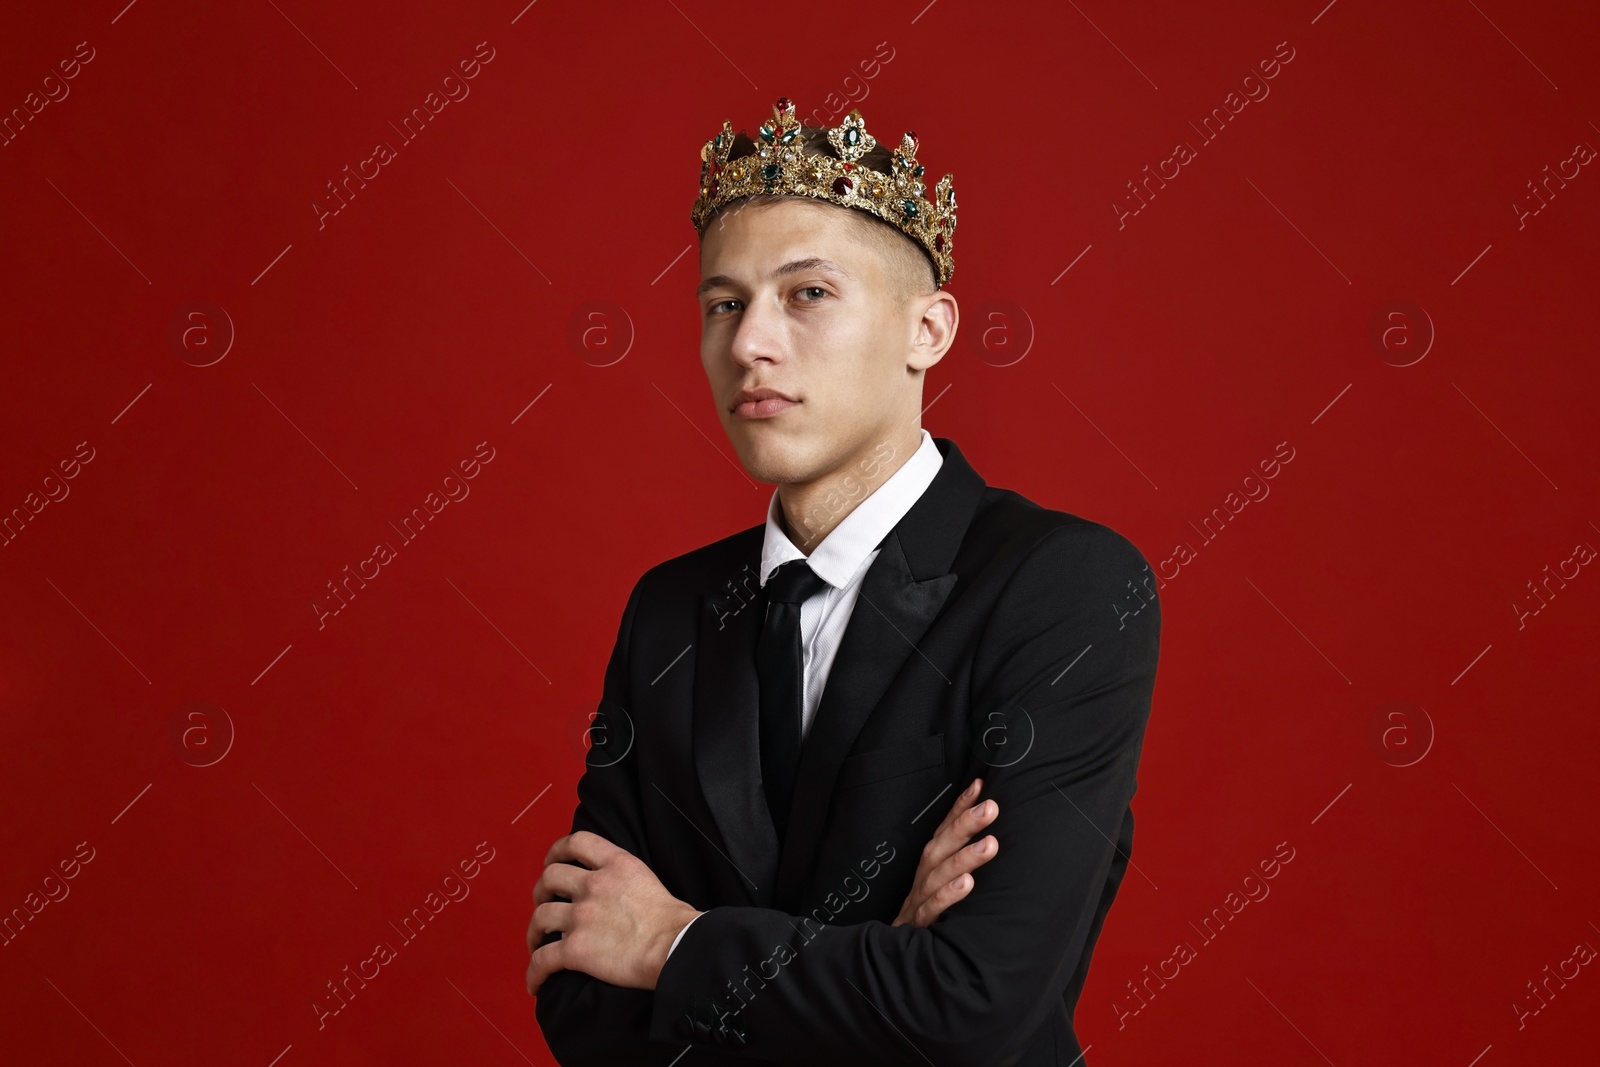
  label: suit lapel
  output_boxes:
[688,437,987,914]
[692,542,781,907]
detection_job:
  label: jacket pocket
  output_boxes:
[836,732,946,789]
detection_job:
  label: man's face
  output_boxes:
[696,198,925,487]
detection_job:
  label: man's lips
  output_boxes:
[733,396,799,419]
[731,387,799,419]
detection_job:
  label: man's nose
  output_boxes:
[729,295,783,366]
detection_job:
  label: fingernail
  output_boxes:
[965,779,978,797]
[982,800,995,817]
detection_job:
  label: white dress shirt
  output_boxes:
[665,428,944,960]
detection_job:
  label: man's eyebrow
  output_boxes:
[695,275,733,298]
[695,258,851,299]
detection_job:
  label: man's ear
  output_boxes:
[908,289,958,372]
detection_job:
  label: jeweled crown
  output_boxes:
[691,97,957,287]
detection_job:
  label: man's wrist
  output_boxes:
[653,905,705,988]
[666,910,705,959]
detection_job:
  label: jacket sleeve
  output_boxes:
[646,523,1161,1067]
[533,568,688,1066]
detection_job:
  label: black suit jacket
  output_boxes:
[535,436,1161,1067]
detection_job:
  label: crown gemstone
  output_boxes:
[935,234,945,251]
[902,199,918,216]
[763,164,780,180]
[832,176,853,196]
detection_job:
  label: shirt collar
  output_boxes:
[759,428,943,590]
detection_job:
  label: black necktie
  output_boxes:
[757,559,828,843]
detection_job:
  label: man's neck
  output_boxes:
[776,426,924,553]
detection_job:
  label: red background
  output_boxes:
[2,0,1597,1063]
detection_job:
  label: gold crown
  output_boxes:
[691,97,957,287]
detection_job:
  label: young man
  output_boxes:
[528,98,1162,1066]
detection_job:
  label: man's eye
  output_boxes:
[797,286,829,301]
[707,299,740,316]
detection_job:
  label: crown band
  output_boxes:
[691,97,957,287]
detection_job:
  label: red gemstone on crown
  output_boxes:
[832,176,853,196]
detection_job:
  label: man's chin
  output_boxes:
[729,428,816,486]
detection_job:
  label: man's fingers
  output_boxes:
[916,833,997,909]
[525,899,572,955]
[925,832,997,897]
[543,829,618,869]
[893,779,1001,928]
[921,792,998,875]
[936,782,993,846]
[936,778,983,837]
[915,836,996,925]
[525,936,568,996]
[916,869,976,927]
[531,860,585,907]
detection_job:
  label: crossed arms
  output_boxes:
[530,523,1161,1067]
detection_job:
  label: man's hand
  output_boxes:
[525,830,703,996]
[892,777,999,928]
